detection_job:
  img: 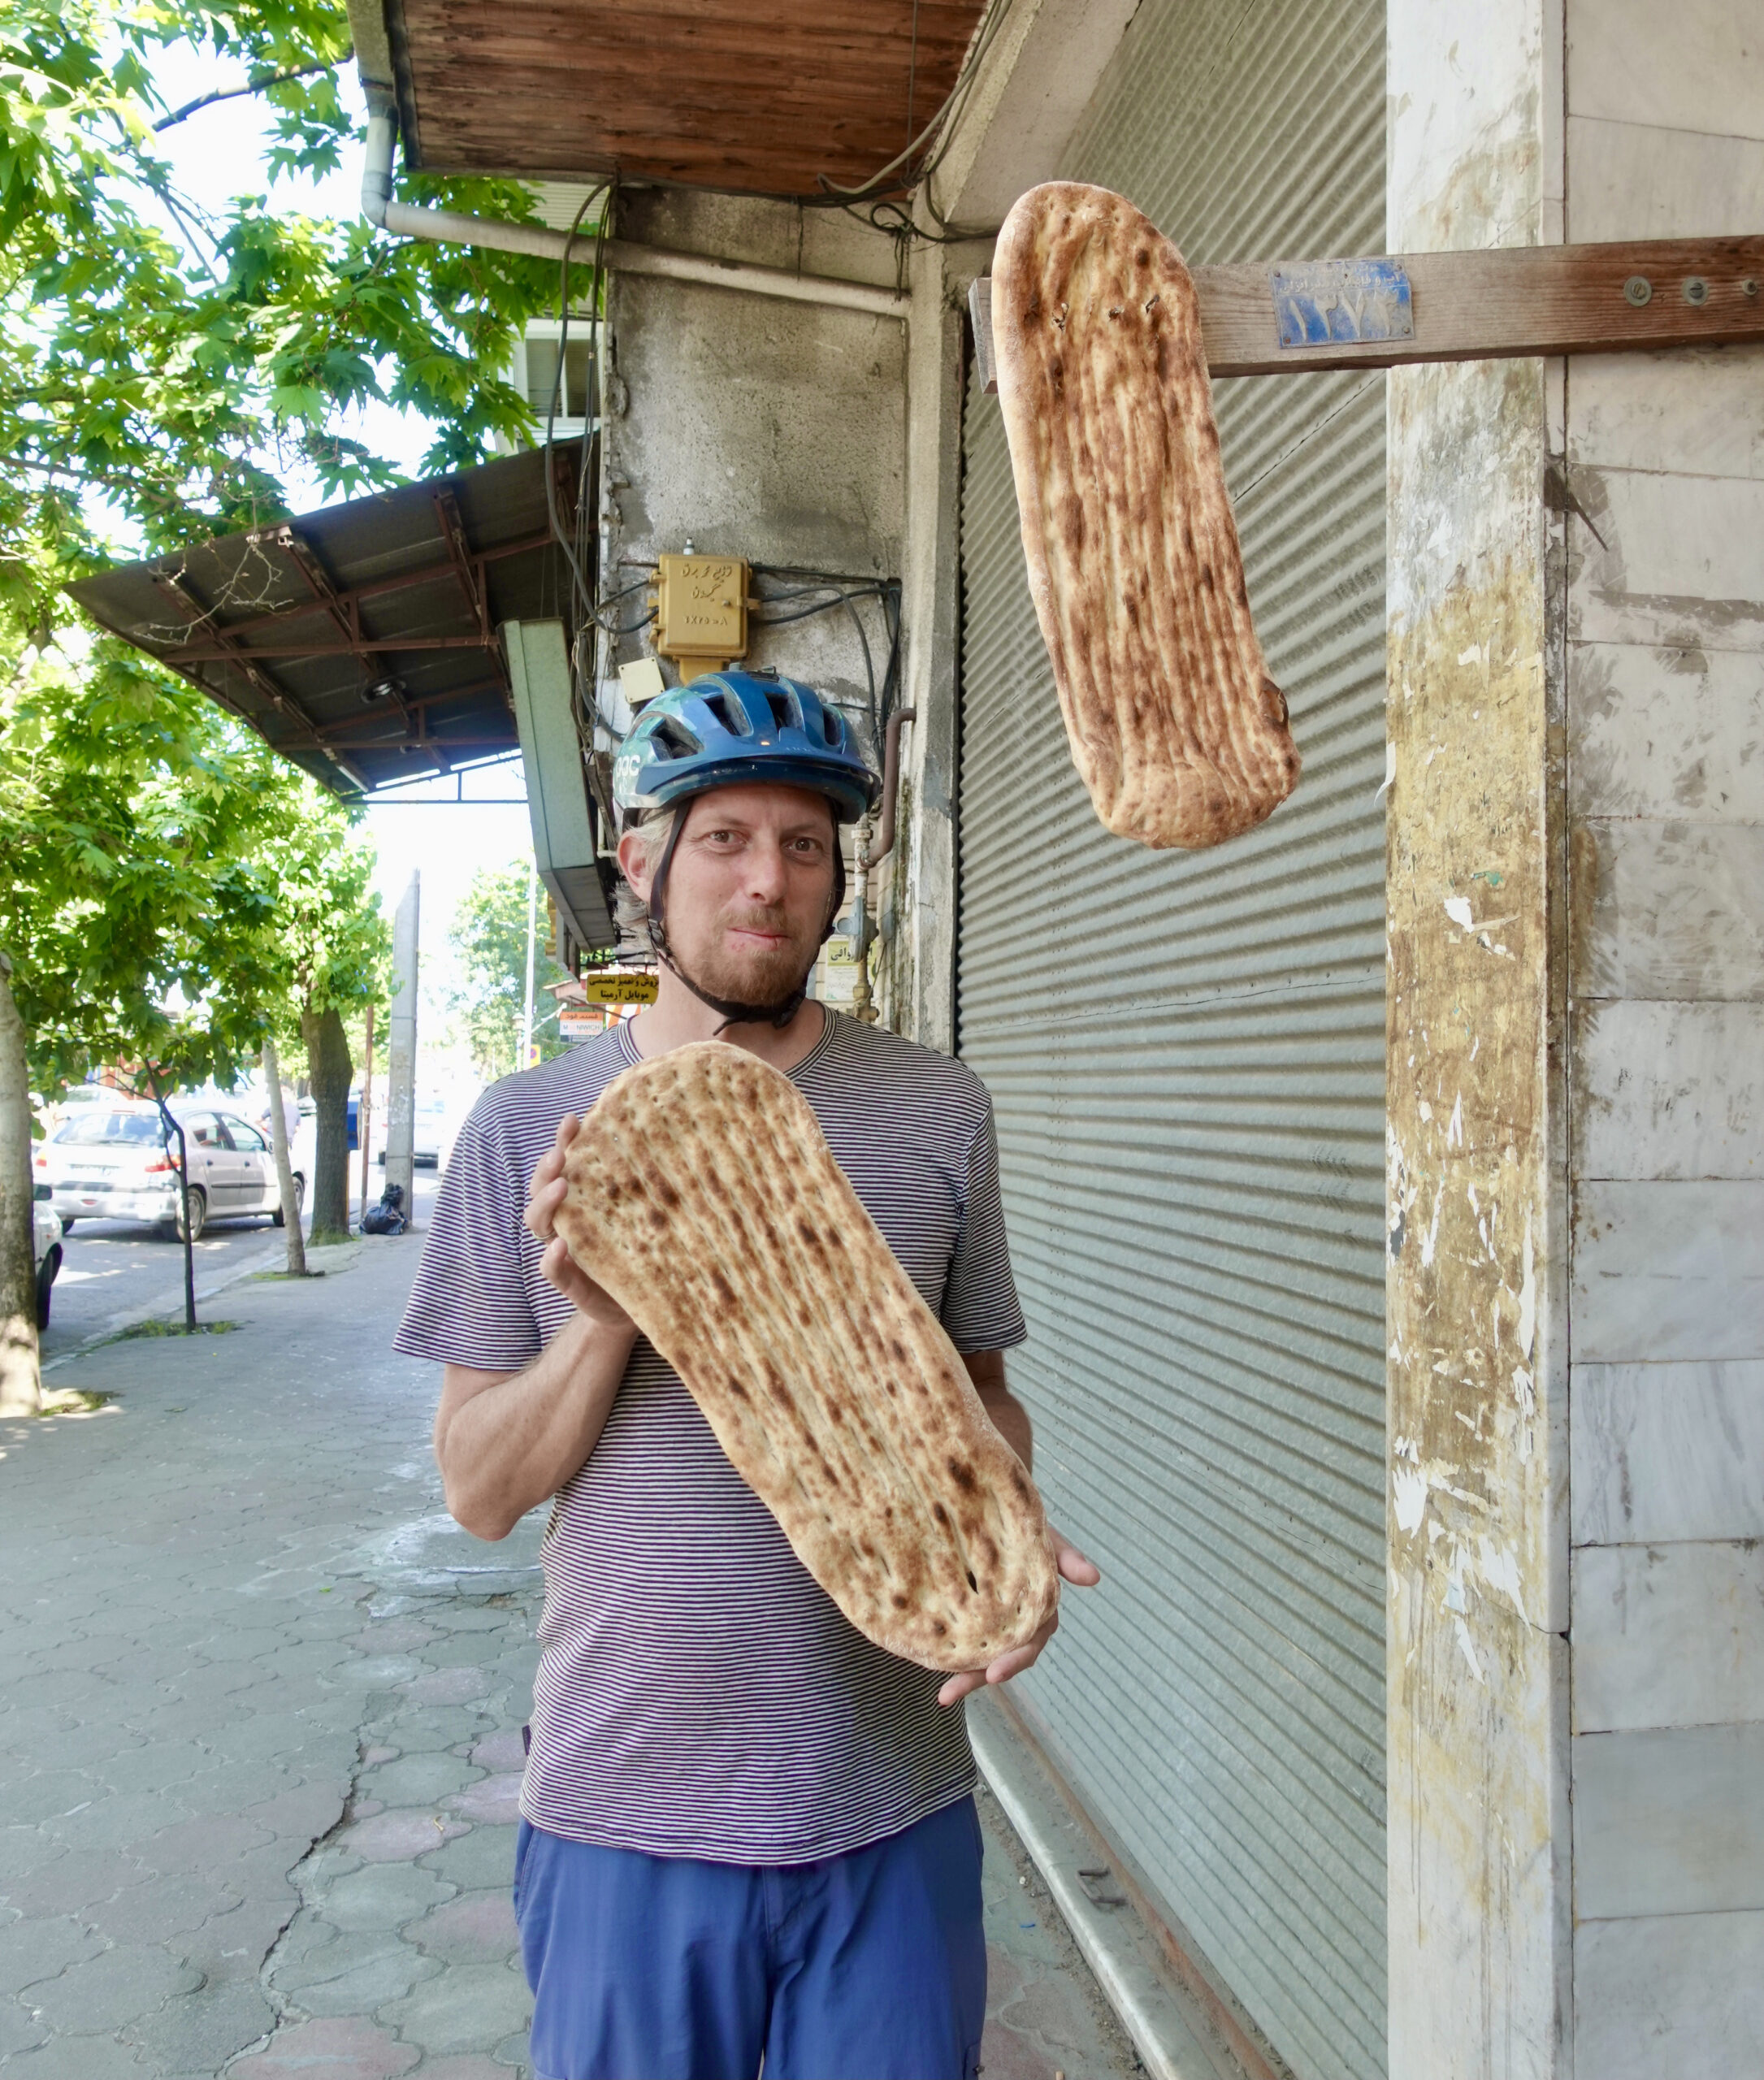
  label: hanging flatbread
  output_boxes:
[993,180,1300,847]
[553,1042,1060,1671]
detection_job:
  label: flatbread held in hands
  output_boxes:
[553,1042,1060,1673]
[993,180,1301,848]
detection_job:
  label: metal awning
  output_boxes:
[69,446,584,797]
[372,0,988,197]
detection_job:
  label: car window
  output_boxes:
[224,1117,267,1151]
[184,1113,225,1149]
[59,1112,166,1146]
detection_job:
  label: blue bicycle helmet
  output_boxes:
[612,672,881,826]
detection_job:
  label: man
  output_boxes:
[396,673,1099,2080]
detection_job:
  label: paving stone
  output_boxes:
[84,1870,225,1945]
[176,1893,296,1984]
[0,2025,144,2078]
[403,1891,518,1966]
[141,1813,275,1875]
[119,1978,275,2072]
[0,1828,69,1884]
[0,1913,107,1995]
[4,1849,153,1918]
[376,1959,531,2056]
[418,1826,516,1895]
[241,1779,352,1843]
[94,1741,210,1797]
[442,1775,524,1827]
[420,2057,519,2080]
[360,1754,481,1809]
[466,1732,526,1775]
[339,1811,470,1865]
[319,1861,455,1935]
[295,1942,443,2016]
[228,2013,421,2079]
[25,1943,204,2034]
[0,1991,50,2057]
[271,1922,408,1999]
[3,1771,104,1824]
[46,1787,195,1852]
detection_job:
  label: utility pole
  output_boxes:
[358,1003,375,1230]
[385,872,419,1228]
[521,858,538,1070]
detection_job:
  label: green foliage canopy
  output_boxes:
[447,860,570,1082]
[0,644,388,1097]
[0,0,563,651]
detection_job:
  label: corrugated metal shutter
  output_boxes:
[955,5,1388,2078]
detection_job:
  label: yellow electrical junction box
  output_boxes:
[652,555,748,680]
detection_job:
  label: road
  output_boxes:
[40,1174,442,1363]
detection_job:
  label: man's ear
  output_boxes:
[616,826,652,899]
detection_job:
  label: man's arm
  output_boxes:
[964,1347,1034,1469]
[944,1346,1102,1708]
[433,1112,637,1541]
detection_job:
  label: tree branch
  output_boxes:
[153,59,343,133]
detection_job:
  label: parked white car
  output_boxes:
[33,1190,63,1329]
[34,1101,306,1242]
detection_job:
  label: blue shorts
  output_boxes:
[514,1795,986,2080]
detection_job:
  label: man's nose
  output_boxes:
[742,839,791,902]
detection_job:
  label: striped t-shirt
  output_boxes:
[394,1009,1026,1865]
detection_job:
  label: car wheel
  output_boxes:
[35,1248,60,1330]
[58,1217,74,1233]
[175,1185,207,1243]
[271,1173,306,1228]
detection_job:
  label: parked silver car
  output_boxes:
[33,1189,63,1328]
[35,1103,305,1242]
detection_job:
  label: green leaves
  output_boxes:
[0,643,390,1096]
[2,0,561,648]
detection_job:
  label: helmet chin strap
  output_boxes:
[644,808,846,1036]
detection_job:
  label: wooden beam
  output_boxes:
[969,236,1764,390]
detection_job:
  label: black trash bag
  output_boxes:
[361,1181,406,1236]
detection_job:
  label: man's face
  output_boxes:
[622,782,839,1004]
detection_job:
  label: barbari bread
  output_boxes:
[993,180,1300,848]
[553,1042,1060,1671]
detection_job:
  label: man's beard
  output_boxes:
[676,907,818,1014]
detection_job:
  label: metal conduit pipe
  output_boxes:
[862,708,917,869]
[361,93,909,320]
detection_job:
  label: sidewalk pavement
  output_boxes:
[1,1230,1143,2079]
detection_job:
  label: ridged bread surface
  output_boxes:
[553,1042,1060,1671]
[993,180,1301,848]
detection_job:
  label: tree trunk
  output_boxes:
[301,1003,353,1245]
[0,957,41,1417]
[262,1033,307,1275]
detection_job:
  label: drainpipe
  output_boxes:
[360,89,908,321]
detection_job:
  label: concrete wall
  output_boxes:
[597,188,906,735]
[1558,3,1764,2069]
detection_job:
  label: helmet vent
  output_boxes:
[700,691,742,735]
[765,691,795,733]
[652,717,700,759]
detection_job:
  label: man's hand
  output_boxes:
[523,1112,635,1330]
[937,1528,1102,1708]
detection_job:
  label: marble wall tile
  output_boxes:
[1572,1002,1764,1180]
[1571,1358,1764,1544]
[1574,1182,1764,1361]
[1575,1910,1764,2078]
[1574,1722,1764,1916]
[1572,1541,1764,1731]
[1571,822,1764,1001]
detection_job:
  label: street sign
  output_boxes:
[578,973,659,1006]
